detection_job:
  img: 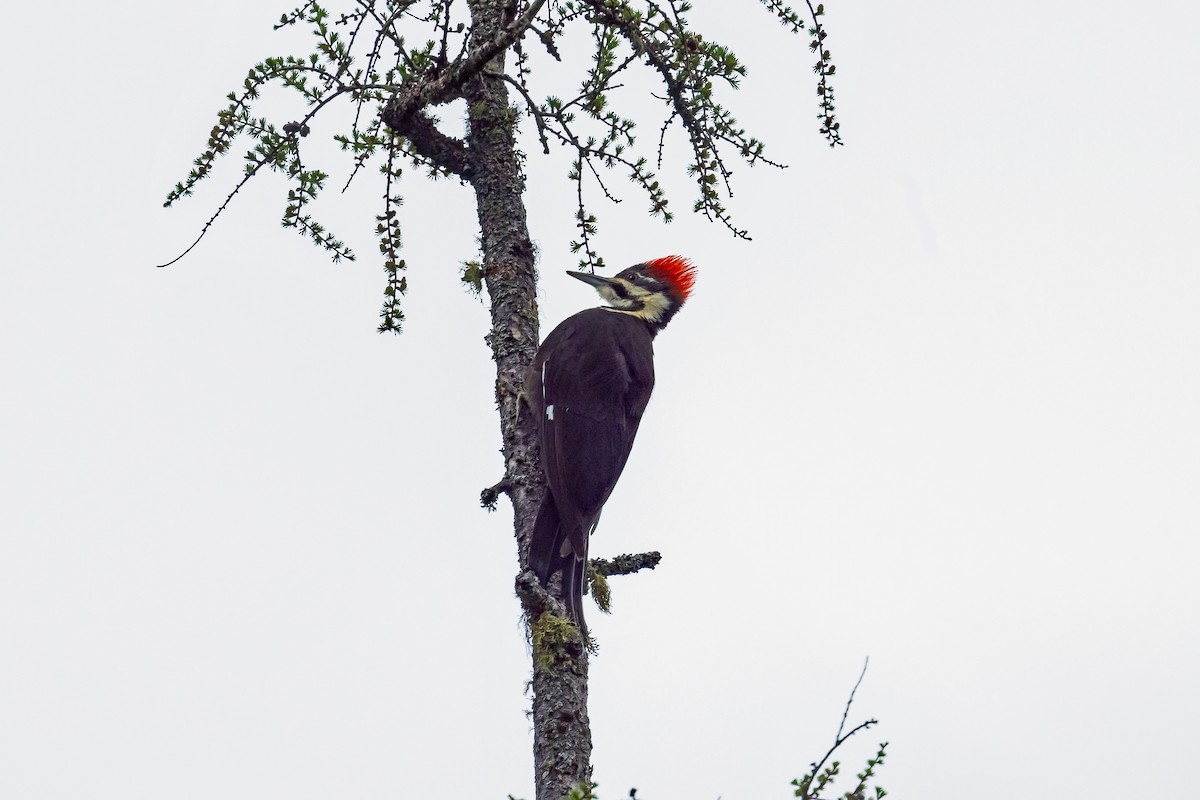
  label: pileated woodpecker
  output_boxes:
[526,255,697,634]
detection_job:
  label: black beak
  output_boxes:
[566,270,617,288]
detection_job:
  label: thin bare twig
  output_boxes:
[836,655,870,742]
[809,656,877,779]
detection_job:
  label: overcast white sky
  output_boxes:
[2,2,1198,798]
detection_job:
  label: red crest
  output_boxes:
[643,255,697,300]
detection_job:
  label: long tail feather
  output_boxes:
[560,556,588,638]
[528,493,562,583]
[529,493,588,636]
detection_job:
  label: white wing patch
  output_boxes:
[541,360,554,419]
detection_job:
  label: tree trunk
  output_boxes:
[464,3,593,798]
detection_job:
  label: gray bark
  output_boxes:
[463,3,593,799]
[384,2,594,794]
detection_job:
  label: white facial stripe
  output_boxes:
[597,279,671,322]
[546,404,555,420]
[632,288,671,322]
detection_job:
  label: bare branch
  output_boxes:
[390,109,474,177]
[480,478,513,511]
[590,552,662,577]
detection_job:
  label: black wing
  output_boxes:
[537,309,655,558]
